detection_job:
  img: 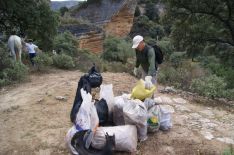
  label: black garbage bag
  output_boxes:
[88,64,102,88]
[70,76,91,124]
[94,98,109,126]
[71,130,115,155]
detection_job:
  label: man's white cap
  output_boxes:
[132,35,143,49]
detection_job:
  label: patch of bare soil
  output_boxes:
[0,70,233,155]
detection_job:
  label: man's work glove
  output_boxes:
[133,67,138,76]
[145,76,153,90]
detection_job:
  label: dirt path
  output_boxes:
[0,70,233,155]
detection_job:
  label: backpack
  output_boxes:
[151,44,163,64]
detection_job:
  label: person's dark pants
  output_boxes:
[29,53,36,66]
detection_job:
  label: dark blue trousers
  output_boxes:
[29,53,36,66]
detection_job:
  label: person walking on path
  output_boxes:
[25,39,38,66]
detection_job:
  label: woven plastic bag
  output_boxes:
[123,99,148,141]
[91,125,137,152]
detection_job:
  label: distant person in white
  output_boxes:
[25,39,38,66]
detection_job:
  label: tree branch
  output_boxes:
[204,38,234,46]
[177,2,234,44]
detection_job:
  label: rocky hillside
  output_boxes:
[62,0,137,53]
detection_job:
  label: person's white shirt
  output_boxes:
[25,43,38,54]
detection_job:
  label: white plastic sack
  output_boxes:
[159,105,174,131]
[113,96,126,125]
[123,99,148,141]
[65,126,79,155]
[75,89,99,130]
[154,96,163,104]
[99,84,114,113]
[147,105,161,132]
[91,125,137,152]
[144,98,155,110]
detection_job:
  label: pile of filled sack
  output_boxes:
[66,65,174,155]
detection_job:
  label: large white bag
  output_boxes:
[113,96,126,125]
[91,125,137,152]
[75,89,99,130]
[99,84,115,113]
[123,99,148,141]
[159,105,174,131]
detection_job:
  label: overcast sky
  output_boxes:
[50,0,86,1]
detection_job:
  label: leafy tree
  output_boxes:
[162,0,234,62]
[134,6,141,17]
[131,15,152,37]
[0,0,58,50]
[60,6,69,16]
[149,24,165,39]
[145,2,160,22]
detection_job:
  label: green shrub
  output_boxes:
[75,49,103,72]
[169,52,186,68]
[190,75,226,98]
[0,42,12,70]
[101,60,135,73]
[158,61,209,90]
[52,54,75,69]
[0,42,28,87]
[224,68,234,89]
[136,15,150,28]
[158,66,179,84]
[200,56,234,89]
[33,53,53,71]
[223,89,234,100]
[53,31,78,56]
[102,36,134,64]
[223,146,234,155]
[0,62,28,87]
[0,78,10,87]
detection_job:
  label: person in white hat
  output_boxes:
[132,35,157,89]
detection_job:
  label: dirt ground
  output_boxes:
[0,69,233,155]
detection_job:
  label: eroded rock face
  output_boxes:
[104,1,137,37]
[79,32,104,53]
[68,0,137,53]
